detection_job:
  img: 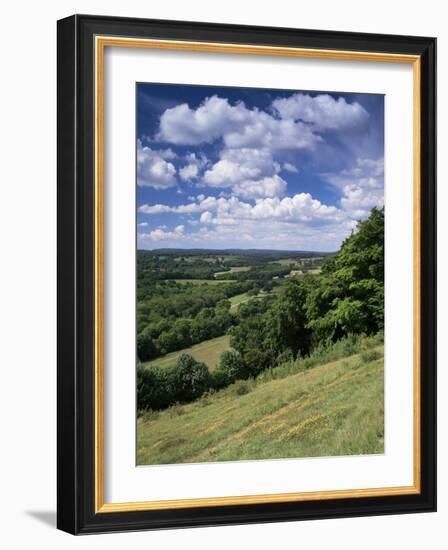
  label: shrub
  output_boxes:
[339,334,361,356]
[214,350,249,386]
[244,348,276,377]
[275,348,295,366]
[233,380,252,396]
[254,332,383,385]
[172,354,211,402]
[138,408,159,422]
[360,349,382,363]
[137,364,173,411]
[137,354,212,411]
[137,330,159,361]
[247,287,260,297]
[373,330,384,344]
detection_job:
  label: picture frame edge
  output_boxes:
[57,14,437,535]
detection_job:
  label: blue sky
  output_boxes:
[137,83,384,251]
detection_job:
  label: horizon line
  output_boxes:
[137,247,336,253]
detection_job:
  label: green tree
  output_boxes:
[214,350,248,386]
[265,279,311,357]
[173,354,211,402]
[305,207,384,342]
[137,365,173,410]
[137,329,158,362]
[244,348,276,376]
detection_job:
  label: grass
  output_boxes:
[144,335,230,370]
[286,268,321,278]
[137,338,384,465]
[269,258,301,266]
[214,266,251,278]
[228,288,274,312]
[285,269,303,278]
[171,279,235,285]
[229,292,251,311]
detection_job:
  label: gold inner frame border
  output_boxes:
[94,36,421,513]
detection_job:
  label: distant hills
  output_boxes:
[138,248,334,257]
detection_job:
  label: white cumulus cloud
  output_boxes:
[283,162,298,173]
[324,157,384,219]
[179,163,199,181]
[233,175,287,200]
[137,140,177,189]
[139,193,343,224]
[202,148,287,199]
[136,90,381,251]
[179,153,208,182]
[157,95,318,151]
[137,193,360,251]
[200,211,213,224]
[272,93,369,131]
[139,224,185,242]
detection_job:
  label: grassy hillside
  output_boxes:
[144,335,230,371]
[229,292,251,310]
[137,343,384,465]
[229,289,273,312]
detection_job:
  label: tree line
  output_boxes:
[137,280,253,360]
[230,207,384,369]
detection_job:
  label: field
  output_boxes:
[270,258,301,266]
[172,279,235,285]
[214,266,251,278]
[145,335,230,370]
[229,292,251,311]
[137,343,384,465]
[229,290,271,311]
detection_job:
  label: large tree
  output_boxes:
[305,207,384,342]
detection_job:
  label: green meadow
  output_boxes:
[145,335,230,371]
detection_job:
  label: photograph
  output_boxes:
[135,82,385,466]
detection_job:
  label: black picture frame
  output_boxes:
[57,14,436,535]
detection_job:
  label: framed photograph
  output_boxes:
[57,14,436,534]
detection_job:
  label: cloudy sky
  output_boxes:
[137,83,384,251]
